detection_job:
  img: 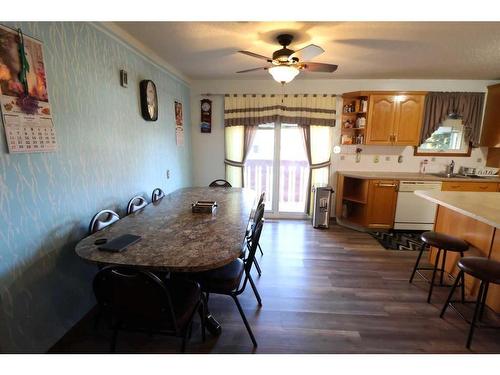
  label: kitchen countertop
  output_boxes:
[414,190,500,228]
[338,171,500,182]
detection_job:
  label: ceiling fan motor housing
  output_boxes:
[273,47,294,62]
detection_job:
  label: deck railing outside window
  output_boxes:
[244,159,309,213]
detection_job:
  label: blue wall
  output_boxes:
[0,22,192,352]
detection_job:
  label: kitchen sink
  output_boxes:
[429,173,484,179]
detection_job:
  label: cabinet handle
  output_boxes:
[377,183,397,187]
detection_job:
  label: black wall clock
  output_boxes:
[139,80,158,121]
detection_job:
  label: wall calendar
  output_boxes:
[0,25,57,153]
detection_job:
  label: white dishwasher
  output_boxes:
[394,181,442,230]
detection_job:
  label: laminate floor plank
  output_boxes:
[50,220,500,353]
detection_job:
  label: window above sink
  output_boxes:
[414,118,472,157]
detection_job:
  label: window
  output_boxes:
[414,118,472,156]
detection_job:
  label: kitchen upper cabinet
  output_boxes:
[393,95,425,145]
[480,83,500,148]
[365,93,426,146]
[366,95,397,144]
[366,179,399,229]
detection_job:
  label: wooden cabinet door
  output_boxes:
[393,95,425,146]
[441,181,498,191]
[366,95,396,144]
[366,179,398,229]
[480,83,500,147]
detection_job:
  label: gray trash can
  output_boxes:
[312,185,333,228]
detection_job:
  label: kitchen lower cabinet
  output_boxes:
[441,181,498,192]
[366,180,399,229]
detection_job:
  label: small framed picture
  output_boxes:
[120,69,128,88]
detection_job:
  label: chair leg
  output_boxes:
[258,243,264,256]
[478,282,489,323]
[253,257,262,276]
[409,242,426,283]
[231,294,257,347]
[248,273,262,306]
[198,300,206,342]
[188,321,193,339]
[440,271,462,318]
[427,248,442,303]
[466,281,485,349]
[94,307,102,329]
[440,250,447,285]
[110,328,119,353]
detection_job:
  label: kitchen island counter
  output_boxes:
[416,190,500,312]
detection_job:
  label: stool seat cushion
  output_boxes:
[421,231,469,252]
[458,257,500,284]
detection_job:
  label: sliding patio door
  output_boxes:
[244,122,310,218]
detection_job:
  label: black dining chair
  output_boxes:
[127,195,148,215]
[195,219,264,348]
[93,266,205,352]
[209,179,232,188]
[248,193,266,256]
[244,202,265,277]
[151,188,165,203]
[88,209,120,234]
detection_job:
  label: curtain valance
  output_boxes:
[224,94,337,127]
[421,92,485,146]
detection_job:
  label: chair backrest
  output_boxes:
[93,266,179,333]
[244,219,264,275]
[89,209,120,234]
[151,188,165,203]
[127,195,147,215]
[253,202,265,224]
[257,191,265,207]
[209,179,232,188]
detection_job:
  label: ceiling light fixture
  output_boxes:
[268,65,300,84]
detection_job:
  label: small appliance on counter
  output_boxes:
[458,166,499,178]
[312,185,333,229]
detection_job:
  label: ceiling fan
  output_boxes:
[237,33,338,84]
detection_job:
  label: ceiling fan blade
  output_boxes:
[236,67,269,73]
[289,44,324,62]
[300,62,338,73]
[238,50,272,62]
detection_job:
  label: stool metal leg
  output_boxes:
[478,282,489,323]
[409,242,426,283]
[440,250,447,285]
[459,252,465,303]
[466,281,486,349]
[427,248,442,303]
[440,271,463,318]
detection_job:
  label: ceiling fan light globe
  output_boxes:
[268,65,300,84]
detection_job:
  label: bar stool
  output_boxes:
[440,257,500,349]
[409,231,469,303]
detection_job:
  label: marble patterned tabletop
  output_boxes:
[75,187,256,272]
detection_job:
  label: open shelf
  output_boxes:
[342,200,367,226]
[342,177,369,203]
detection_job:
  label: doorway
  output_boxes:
[244,123,309,218]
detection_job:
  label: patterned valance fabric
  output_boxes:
[421,92,485,146]
[224,94,336,127]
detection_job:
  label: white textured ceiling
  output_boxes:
[113,22,500,80]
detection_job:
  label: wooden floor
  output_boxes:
[50,220,500,353]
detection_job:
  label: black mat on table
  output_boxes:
[370,230,428,251]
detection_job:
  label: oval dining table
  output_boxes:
[75,186,256,335]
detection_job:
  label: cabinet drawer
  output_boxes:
[441,182,498,192]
